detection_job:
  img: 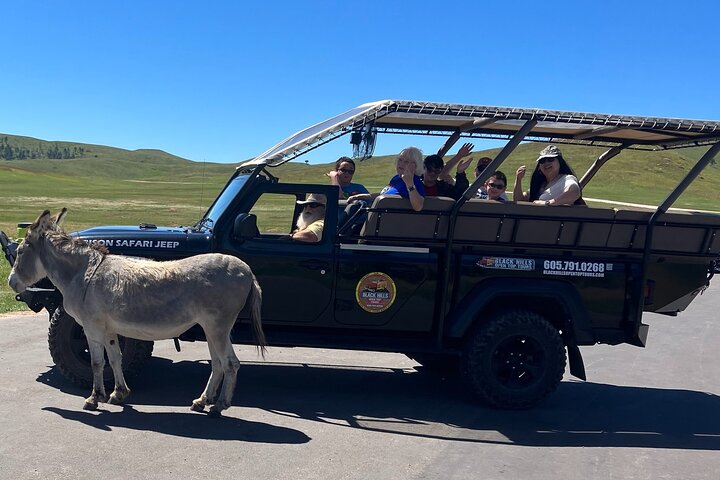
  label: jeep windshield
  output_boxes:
[195,172,252,231]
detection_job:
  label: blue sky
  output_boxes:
[2,0,719,164]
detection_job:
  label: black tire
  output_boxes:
[461,309,566,409]
[48,307,154,388]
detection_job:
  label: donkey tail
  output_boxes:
[249,275,268,358]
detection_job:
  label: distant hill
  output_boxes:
[1,132,719,214]
[0,133,239,181]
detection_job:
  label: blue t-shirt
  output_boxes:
[381,175,425,198]
[341,182,369,198]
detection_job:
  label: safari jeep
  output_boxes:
[3,100,720,409]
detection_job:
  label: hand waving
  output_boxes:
[456,142,474,158]
[457,157,473,174]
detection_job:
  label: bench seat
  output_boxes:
[356,196,720,256]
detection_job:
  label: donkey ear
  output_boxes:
[53,208,68,227]
[33,210,53,232]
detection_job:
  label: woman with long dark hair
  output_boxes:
[513,145,581,206]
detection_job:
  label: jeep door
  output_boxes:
[222,185,337,324]
[333,242,440,332]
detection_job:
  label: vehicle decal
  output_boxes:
[477,256,535,271]
[542,260,611,278]
[356,272,397,313]
[89,239,180,249]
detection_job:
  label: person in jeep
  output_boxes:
[347,147,426,211]
[326,157,369,200]
[513,145,581,206]
[421,154,470,199]
[291,193,326,242]
[475,171,508,202]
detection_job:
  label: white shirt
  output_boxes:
[538,174,579,203]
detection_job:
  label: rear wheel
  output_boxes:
[461,309,566,409]
[48,307,154,388]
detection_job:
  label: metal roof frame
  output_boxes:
[240,100,720,168]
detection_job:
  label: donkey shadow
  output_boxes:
[38,356,720,450]
[41,404,309,444]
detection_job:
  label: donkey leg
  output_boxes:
[208,335,241,417]
[105,333,131,405]
[83,339,107,410]
[191,338,224,412]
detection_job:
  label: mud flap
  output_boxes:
[627,323,650,347]
[567,343,586,381]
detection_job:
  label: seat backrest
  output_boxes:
[607,208,651,249]
[455,199,517,242]
[609,208,720,253]
[360,195,455,241]
[455,200,615,247]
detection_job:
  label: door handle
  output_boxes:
[300,259,330,271]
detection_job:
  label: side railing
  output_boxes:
[343,196,720,259]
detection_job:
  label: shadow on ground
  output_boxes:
[37,356,720,449]
[41,403,310,444]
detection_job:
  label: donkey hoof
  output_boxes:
[190,400,205,413]
[208,406,223,418]
[83,400,98,411]
[109,387,130,405]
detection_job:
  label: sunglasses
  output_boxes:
[425,166,443,173]
[338,168,355,175]
[304,202,325,208]
[538,157,557,165]
[487,182,506,189]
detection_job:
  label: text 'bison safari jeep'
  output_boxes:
[3,100,720,408]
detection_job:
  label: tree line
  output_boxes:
[0,137,85,160]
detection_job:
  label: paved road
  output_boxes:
[1,283,719,480]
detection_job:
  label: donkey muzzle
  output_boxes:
[8,270,27,294]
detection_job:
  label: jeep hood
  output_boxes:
[73,225,213,259]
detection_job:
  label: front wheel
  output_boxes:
[47,307,154,388]
[461,309,566,409]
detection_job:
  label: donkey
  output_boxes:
[8,208,267,416]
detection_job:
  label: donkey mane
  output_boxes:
[47,231,109,256]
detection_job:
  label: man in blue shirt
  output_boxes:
[327,157,369,199]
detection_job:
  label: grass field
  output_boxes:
[1,133,720,313]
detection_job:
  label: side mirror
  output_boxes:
[0,230,18,265]
[233,213,259,241]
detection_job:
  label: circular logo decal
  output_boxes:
[356,272,396,313]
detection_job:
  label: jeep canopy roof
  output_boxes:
[241,100,720,168]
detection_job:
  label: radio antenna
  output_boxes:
[198,158,206,215]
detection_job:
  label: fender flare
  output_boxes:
[446,278,595,345]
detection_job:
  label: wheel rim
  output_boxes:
[491,334,546,389]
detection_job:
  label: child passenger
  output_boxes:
[475,171,508,202]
